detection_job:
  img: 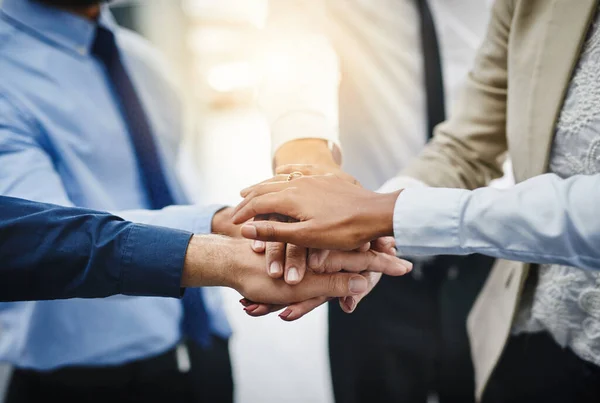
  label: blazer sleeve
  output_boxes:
[401,0,515,189]
[0,196,192,302]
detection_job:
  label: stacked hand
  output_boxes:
[183,235,411,309]
[230,164,407,320]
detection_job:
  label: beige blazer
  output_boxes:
[402,0,599,399]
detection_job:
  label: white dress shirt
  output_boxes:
[261,0,493,190]
[392,173,600,271]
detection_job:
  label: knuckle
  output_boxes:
[261,223,277,240]
[327,274,343,294]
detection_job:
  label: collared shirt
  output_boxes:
[0,0,230,370]
[391,173,600,271]
[0,196,191,302]
[261,0,493,190]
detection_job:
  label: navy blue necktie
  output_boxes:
[92,26,211,347]
[416,0,446,140]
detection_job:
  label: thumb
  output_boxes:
[311,273,368,298]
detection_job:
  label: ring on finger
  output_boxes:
[286,171,303,182]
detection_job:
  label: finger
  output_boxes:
[240,175,290,196]
[251,240,266,253]
[275,164,318,176]
[358,242,371,253]
[320,250,413,275]
[279,297,332,322]
[232,191,298,224]
[265,241,285,278]
[243,303,259,313]
[240,179,290,199]
[240,220,310,246]
[284,244,307,284]
[371,236,397,256]
[308,249,330,273]
[339,272,382,314]
[300,272,368,300]
[245,304,286,317]
[239,299,285,316]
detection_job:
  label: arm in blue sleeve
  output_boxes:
[393,173,600,270]
[0,196,192,302]
[0,93,224,236]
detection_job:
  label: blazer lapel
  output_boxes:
[524,0,598,178]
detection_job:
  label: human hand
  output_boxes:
[251,164,390,284]
[241,236,405,320]
[181,235,408,306]
[232,174,401,250]
[211,207,244,238]
[241,271,384,321]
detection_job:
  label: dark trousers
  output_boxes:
[329,254,494,403]
[482,332,600,403]
[5,337,232,403]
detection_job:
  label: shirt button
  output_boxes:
[77,46,87,55]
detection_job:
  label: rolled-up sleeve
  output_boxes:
[393,173,600,270]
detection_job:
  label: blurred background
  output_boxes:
[111,1,334,403]
[0,0,333,402]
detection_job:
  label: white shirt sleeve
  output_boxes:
[392,173,600,270]
[258,1,341,158]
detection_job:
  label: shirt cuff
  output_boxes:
[120,223,193,298]
[270,112,341,158]
[393,187,470,256]
[192,204,228,234]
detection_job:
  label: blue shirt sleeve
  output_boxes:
[393,173,600,270]
[0,196,192,302]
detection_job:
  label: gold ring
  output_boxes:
[286,171,303,182]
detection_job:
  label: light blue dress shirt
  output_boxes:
[0,0,230,370]
[393,173,600,270]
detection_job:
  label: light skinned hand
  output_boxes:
[182,235,396,305]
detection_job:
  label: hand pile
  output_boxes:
[226,164,409,321]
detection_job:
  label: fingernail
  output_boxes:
[242,224,257,238]
[253,240,265,249]
[344,297,356,312]
[244,304,259,312]
[389,247,398,256]
[279,309,292,320]
[309,253,320,269]
[349,276,368,294]
[269,262,282,275]
[287,267,299,283]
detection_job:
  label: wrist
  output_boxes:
[182,235,237,289]
[364,190,402,240]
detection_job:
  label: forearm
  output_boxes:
[393,173,600,269]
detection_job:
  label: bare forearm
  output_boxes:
[181,235,237,289]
